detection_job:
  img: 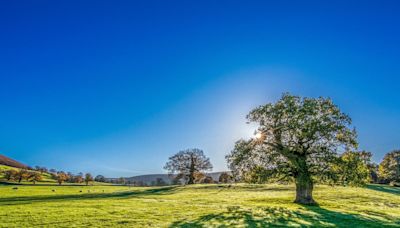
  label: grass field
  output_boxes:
[0,183,399,227]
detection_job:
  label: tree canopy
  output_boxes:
[85,173,94,185]
[164,148,212,184]
[333,151,370,186]
[379,150,400,183]
[227,93,357,204]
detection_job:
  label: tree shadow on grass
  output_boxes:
[0,186,177,206]
[366,184,400,196]
[169,205,398,227]
[186,184,293,193]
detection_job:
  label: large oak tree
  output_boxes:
[164,149,212,184]
[227,93,357,204]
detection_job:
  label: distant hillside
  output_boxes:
[108,172,226,185]
[0,154,27,169]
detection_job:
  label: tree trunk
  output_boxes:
[294,171,316,205]
[188,175,194,184]
[188,156,195,184]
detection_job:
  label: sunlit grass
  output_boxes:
[0,183,399,227]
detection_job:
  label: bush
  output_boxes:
[389,181,400,187]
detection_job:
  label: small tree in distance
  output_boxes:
[218,172,232,183]
[95,175,106,182]
[85,173,93,186]
[74,174,84,183]
[118,177,125,185]
[3,169,18,181]
[164,149,213,184]
[56,172,69,185]
[28,171,42,184]
[16,169,29,183]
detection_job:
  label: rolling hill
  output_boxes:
[0,154,27,169]
[107,172,226,185]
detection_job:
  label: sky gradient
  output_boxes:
[1,0,399,177]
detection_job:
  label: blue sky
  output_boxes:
[1,1,399,177]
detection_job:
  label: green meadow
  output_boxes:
[0,184,399,227]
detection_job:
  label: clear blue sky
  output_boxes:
[1,1,399,177]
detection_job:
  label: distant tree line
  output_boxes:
[49,171,94,185]
[3,168,42,184]
[1,166,99,186]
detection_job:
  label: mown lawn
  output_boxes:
[0,184,399,227]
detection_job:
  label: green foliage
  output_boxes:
[244,166,271,184]
[85,173,94,185]
[333,151,370,186]
[218,172,232,183]
[379,150,400,183]
[227,93,357,204]
[356,151,379,183]
[95,175,106,182]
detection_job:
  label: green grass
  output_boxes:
[0,184,399,227]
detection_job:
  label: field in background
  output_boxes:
[0,183,399,227]
[0,165,57,184]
